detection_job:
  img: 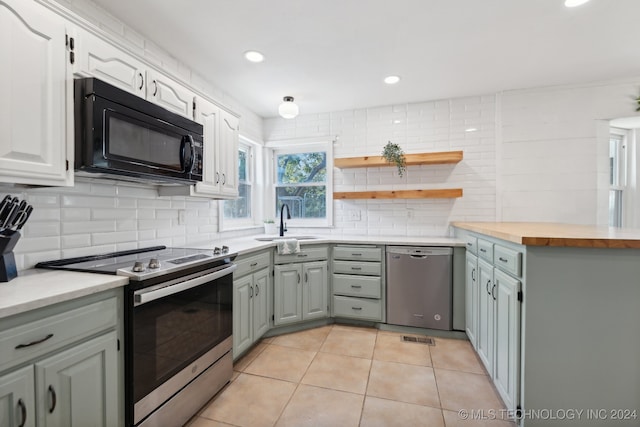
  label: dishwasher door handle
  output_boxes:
[410,255,428,259]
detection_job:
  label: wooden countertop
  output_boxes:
[451,222,640,248]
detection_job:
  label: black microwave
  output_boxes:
[74,77,203,184]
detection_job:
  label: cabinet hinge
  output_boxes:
[517,291,523,303]
[117,339,121,351]
[271,314,274,321]
[65,34,68,46]
[66,160,69,171]
[272,269,274,277]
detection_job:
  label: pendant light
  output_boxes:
[278,96,299,119]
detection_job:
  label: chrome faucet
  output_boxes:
[279,204,291,236]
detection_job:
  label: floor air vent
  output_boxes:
[401,335,435,345]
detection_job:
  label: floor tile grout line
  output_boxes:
[357,330,379,426]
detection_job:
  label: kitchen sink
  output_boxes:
[254,235,319,241]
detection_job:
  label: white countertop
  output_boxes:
[1,233,462,320]
[0,269,128,320]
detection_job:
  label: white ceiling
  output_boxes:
[89,0,640,118]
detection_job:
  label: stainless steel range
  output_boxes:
[37,245,237,427]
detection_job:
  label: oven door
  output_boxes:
[128,263,235,425]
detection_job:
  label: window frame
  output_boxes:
[268,141,333,228]
[219,138,257,230]
[609,128,628,227]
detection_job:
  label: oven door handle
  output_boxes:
[134,263,237,306]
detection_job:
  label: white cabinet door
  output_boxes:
[493,269,521,411]
[465,252,479,349]
[477,258,494,376]
[0,0,71,186]
[35,332,118,427]
[146,69,193,119]
[302,261,328,320]
[252,268,271,341]
[218,110,239,198]
[232,275,253,358]
[273,264,302,326]
[0,366,35,427]
[72,27,145,97]
[193,97,221,196]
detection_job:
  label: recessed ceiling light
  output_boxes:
[465,127,478,132]
[244,50,264,63]
[384,75,401,85]
[564,0,590,7]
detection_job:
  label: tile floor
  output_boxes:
[186,324,515,427]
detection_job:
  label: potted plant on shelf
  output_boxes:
[382,141,407,177]
[263,219,277,235]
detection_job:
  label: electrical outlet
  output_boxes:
[348,210,361,221]
[178,210,186,225]
[407,209,414,219]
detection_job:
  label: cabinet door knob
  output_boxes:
[17,399,26,427]
[48,385,57,413]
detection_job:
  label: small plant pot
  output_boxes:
[264,223,277,235]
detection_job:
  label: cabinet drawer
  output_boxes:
[464,235,478,255]
[333,274,381,298]
[235,251,271,278]
[0,297,117,372]
[333,246,382,262]
[477,239,494,263]
[274,245,328,264]
[333,296,382,321]
[333,260,381,276]
[494,245,522,277]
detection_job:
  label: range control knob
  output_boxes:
[148,258,160,269]
[222,245,229,254]
[132,262,145,272]
[213,247,222,255]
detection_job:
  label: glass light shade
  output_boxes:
[278,96,299,119]
[564,0,590,7]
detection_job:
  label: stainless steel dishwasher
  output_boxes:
[386,246,453,330]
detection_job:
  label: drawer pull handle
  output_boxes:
[48,385,57,413]
[351,285,362,289]
[471,268,476,281]
[297,254,308,257]
[17,399,26,427]
[486,280,492,295]
[491,283,497,301]
[351,307,363,311]
[15,333,54,349]
[498,257,508,263]
[352,253,362,256]
[351,267,362,271]
[250,262,258,267]
[480,248,487,253]
[255,284,259,296]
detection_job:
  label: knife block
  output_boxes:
[0,231,20,282]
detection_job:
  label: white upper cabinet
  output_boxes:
[193,97,221,195]
[0,0,72,186]
[74,29,194,119]
[218,110,239,197]
[72,27,145,97]
[146,69,194,119]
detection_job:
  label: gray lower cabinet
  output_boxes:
[331,245,384,322]
[273,245,329,326]
[461,233,522,413]
[0,289,122,427]
[232,251,272,358]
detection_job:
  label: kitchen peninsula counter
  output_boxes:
[451,221,640,248]
[453,222,640,426]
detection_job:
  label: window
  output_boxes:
[223,143,253,225]
[609,132,626,227]
[273,145,331,226]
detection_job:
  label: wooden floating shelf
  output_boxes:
[333,189,463,200]
[334,150,463,169]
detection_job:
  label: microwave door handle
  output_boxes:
[180,135,195,173]
[134,263,237,306]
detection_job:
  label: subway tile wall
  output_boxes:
[264,96,498,237]
[9,180,259,271]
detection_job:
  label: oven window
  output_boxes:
[132,274,232,403]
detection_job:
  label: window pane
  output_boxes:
[224,183,251,219]
[238,149,247,182]
[277,152,326,184]
[609,189,622,227]
[276,186,326,219]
